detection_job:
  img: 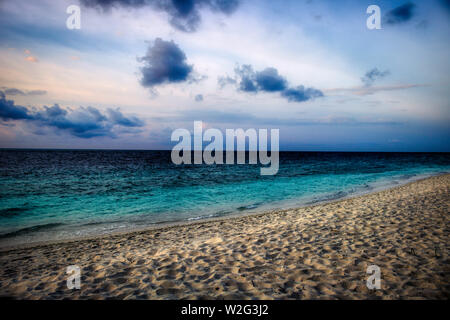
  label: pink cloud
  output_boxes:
[25,56,39,63]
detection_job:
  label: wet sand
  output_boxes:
[0,174,449,299]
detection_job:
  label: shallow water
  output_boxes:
[0,150,449,246]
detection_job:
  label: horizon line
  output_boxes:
[0,148,449,153]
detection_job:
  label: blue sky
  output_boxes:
[0,0,449,151]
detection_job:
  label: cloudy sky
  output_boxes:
[0,0,449,151]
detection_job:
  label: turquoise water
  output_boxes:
[0,150,449,246]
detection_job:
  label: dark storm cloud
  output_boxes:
[234,65,288,92]
[220,64,324,103]
[107,108,145,127]
[234,64,257,92]
[27,90,47,96]
[281,86,324,102]
[255,68,288,92]
[80,0,240,32]
[2,88,25,96]
[34,105,112,138]
[0,91,33,120]
[139,38,193,88]
[1,87,47,96]
[0,91,144,138]
[361,68,390,86]
[384,2,416,25]
[35,106,145,138]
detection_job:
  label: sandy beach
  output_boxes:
[0,174,448,300]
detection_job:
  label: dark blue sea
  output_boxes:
[0,150,449,246]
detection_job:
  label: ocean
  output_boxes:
[0,150,449,247]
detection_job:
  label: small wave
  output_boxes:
[237,203,260,211]
[306,190,349,205]
[187,209,233,221]
[187,214,215,221]
[0,223,65,239]
[398,173,417,180]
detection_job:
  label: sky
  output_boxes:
[0,0,449,151]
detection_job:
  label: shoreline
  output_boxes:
[0,171,445,252]
[0,173,448,299]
